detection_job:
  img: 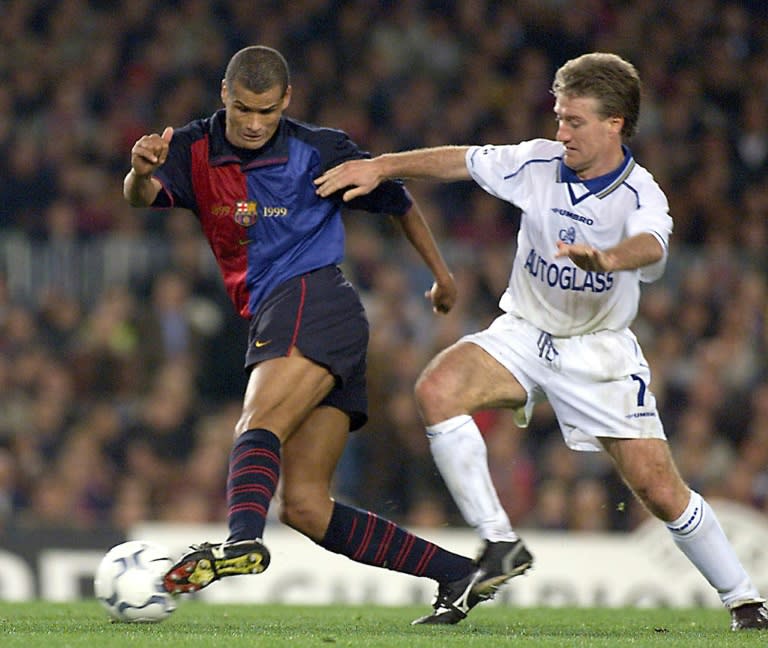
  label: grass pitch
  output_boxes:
[1,601,766,647]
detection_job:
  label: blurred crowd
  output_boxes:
[2,0,768,535]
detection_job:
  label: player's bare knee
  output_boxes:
[234,409,259,438]
[277,503,294,528]
[415,369,455,418]
[279,495,327,539]
[278,497,308,529]
[234,404,286,440]
[233,417,248,439]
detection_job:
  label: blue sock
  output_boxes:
[226,428,280,542]
[318,501,474,583]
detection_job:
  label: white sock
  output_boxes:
[426,414,517,542]
[667,490,760,607]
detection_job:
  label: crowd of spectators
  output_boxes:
[2,0,768,535]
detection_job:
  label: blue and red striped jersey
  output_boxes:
[152,110,412,317]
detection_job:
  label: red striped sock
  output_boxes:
[318,501,473,583]
[226,428,280,542]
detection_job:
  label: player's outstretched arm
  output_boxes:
[314,158,383,202]
[554,233,664,272]
[124,126,173,207]
[315,146,472,202]
[393,203,456,315]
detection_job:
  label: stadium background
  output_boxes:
[1,0,768,568]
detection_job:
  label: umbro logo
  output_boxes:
[551,206,594,225]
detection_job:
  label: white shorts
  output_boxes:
[462,313,666,452]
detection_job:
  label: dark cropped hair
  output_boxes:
[224,45,290,95]
[552,52,641,140]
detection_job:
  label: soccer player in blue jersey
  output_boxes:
[124,45,499,623]
[316,52,768,630]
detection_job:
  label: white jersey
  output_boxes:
[466,139,672,337]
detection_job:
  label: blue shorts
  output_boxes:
[245,265,369,431]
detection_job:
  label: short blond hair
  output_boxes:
[552,52,641,140]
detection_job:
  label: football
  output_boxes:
[94,540,177,623]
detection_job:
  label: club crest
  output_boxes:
[558,226,576,244]
[234,200,258,226]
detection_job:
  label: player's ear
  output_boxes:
[281,85,292,111]
[221,80,228,106]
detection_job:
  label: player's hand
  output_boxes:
[130,126,173,177]
[314,159,383,202]
[554,240,617,272]
[425,274,457,314]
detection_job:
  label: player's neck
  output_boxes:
[577,147,626,180]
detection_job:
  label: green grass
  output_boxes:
[0,602,766,647]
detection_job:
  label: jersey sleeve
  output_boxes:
[625,181,673,283]
[151,128,196,210]
[318,130,412,216]
[466,139,556,204]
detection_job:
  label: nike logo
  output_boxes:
[238,239,251,246]
[254,340,272,348]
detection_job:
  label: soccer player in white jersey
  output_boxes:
[316,52,768,630]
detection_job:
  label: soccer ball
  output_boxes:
[94,540,177,623]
